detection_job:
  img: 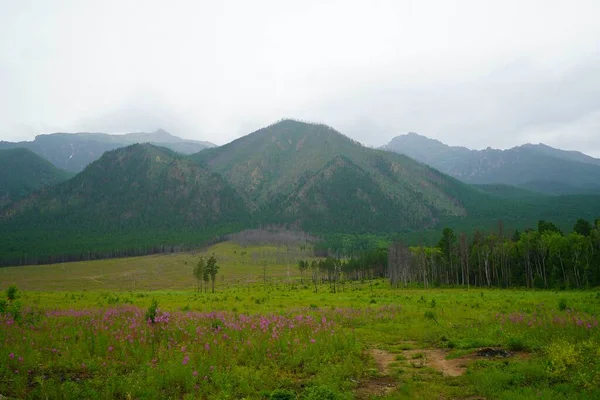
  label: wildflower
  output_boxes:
[310,338,316,343]
[193,370,198,377]
[182,355,189,365]
[8,353,14,359]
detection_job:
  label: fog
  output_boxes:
[1,0,599,155]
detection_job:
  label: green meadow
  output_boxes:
[1,242,599,399]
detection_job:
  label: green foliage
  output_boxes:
[145,299,158,323]
[574,218,592,236]
[6,284,19,302]
[558,298,568,311]
[194,256,205,292]
[302,386,339,400]
[270,389,297,400]
[205,255,219,293]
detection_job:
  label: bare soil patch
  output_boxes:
[403,349,469,377]
[355,376,397,400]
[368,348,397,375]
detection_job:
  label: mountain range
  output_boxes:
[382,133,600,195]
[1,119,599,266]
[0,129,215,173]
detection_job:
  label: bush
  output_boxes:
[558,298,567,311]
[6,284,18,302]
[303,385,338,400]
[270,389,296,400]
[7,300,22,322]
[507,336,526,352]
[145,299,159,323]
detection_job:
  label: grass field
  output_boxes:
[0,242,316,291]
[1,242,599,399]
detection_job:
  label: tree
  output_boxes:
[538,220,562,236]
[298,260,309,284]
[205,255,219,293]
[574,219,592,237]
[438,228,457,285]
[311,260,319,293]
[193,256,206,293]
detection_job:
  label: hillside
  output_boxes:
[1,120,599,266]
[0,144,248,265]
[193,119,474,232]
[0,148,72,207]
[0,129,215,173]
[382,133,600,195]
[472,183,545,199]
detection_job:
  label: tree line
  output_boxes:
[298,218,600,290]
[389,218,600,289]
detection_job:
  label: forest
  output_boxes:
[300,218,600,290]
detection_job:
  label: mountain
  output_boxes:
[0,148,72,207]
[0,144,248,265]
[0,129,215,173]
[192,119,475,232]
[1,119,599,266]
[382,133,600,195]
[472,183,544,199]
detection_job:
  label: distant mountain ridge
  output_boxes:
[382,133,600,195]
[0,129,215,173]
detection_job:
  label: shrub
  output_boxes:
[303,385,338,400]
[145,299,159,323]
[546,341,578,379]
[558,298,567,311]
[270,389,296,400]
[507,336,526,352]
[6,284,18,302]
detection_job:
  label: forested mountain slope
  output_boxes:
[0,144,248,265]
[0,148,71,207]
[1,120,599,266]
[192,119,477,231]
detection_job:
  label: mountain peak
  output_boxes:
[383,133,600,194]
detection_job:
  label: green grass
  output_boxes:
[0,242,316,291]
[0,243,599,399]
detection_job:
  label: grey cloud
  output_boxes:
[1,0,599,158]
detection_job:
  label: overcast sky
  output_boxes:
[1,0,599,156]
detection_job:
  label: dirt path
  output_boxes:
[358,346,521,398]
[368,349,397,375]
[355,349,398,399]
[402,349,469,377]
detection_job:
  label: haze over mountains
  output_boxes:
[1,119,599,266]
[0,129,215,173]
[383,133,600,195]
